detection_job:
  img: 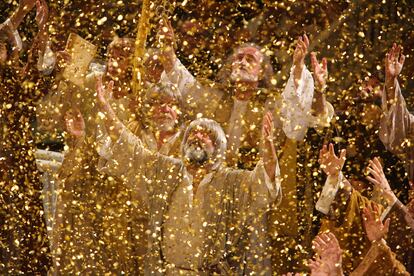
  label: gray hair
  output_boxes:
[181,118,227,169]
[217,42,275,89]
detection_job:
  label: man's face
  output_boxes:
[143,54,164,83]
[361,76,381,99]
[184,128,216,167]
[359,76,382,127]
[230,46,263,83]
[147,93,179,131]
[107,42,133,78]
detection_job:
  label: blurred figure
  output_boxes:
[0,0,52,273]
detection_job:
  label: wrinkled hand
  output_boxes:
[385,43,405,81]
[319,144,346,177]
[312,232,342,275]
[64,108,85,138]
[362,202,390,242]
[293,34,309,69]
[311,52,328,91]
[366,157,392,193]
[157,18,176,50]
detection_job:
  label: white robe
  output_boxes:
[100,127,281,274]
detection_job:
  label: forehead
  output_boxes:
[147,85,178,100]
[235,46,263,60]
[364,76,380,87]
[108,41,133,56]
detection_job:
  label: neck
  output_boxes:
[233,81,258,100]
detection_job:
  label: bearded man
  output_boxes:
[95,75,282,274]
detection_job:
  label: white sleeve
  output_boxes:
[250,159,282,211]
[316,172,344,215]
[161,58,196,98]
[281,65,315,141]
[379,80,414,155]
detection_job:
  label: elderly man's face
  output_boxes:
[230,46,263,83]
[143,54,164,83]
[107,42,133,78]
[359,76,382,127]
[147,93,179,131]
[184,129,216,167]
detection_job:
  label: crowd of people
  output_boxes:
[0,0,413,275]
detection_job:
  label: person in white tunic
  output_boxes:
[379,43,414,183]
[95,76,282,275]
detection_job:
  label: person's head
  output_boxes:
[142,82,182,132]
[106,36,135,79]
[220,43,273,89]
[142,48,164,83]
[178,19,207,56]
[181,118,227,171]
[358,73,383,127]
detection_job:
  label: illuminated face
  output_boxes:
[147,93,179,132]
[143,54,164,83]
[361,76,381,99]
[230,46,263,83]
[360,76,382,127]
[184,128,216,167]
[106,40,133,78]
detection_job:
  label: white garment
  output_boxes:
[165,60,333,141]
[316,172,397,219]
[281,66,334,140]
[99,127,281,273]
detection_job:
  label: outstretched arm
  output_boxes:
[96,76,125,141]
[261,112,278,180]
[310,52,328,117]
[384,43,405,110]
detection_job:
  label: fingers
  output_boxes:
[339,149,346,161]
[366,176,380,187]
[303,33,310,48]
[328,143,336,157]
[322,57,328,72]
[384,218,391,233]
[310,52,318,69]
[399,53,406,66]
[368,167,381,181]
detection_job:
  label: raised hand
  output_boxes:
[261,111,277,180]
[158,18,176,50]
[312,232,343,275]
[35,0,49,30]
[293,34,309,69]
[96,75,114,109]
[310,52,328,91]
[262,111,274,144]
[362,203,390,242]
[366,157,392,193]
[385,43,405,81]
[319,144,346,177]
